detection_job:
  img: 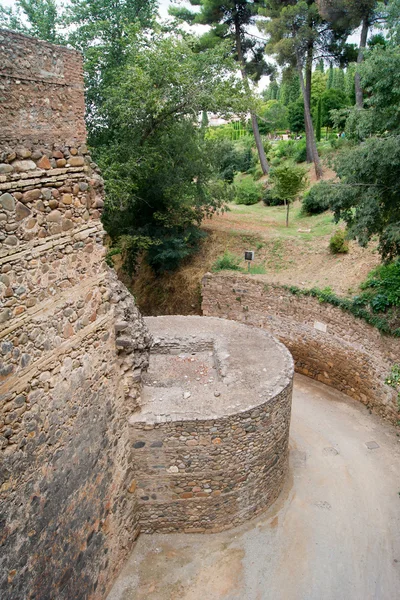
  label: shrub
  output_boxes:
[233,173,262,205]
[248,164,264,180]
[302,181,333,215]
[385,364,400,408]
[329,229,349,254]
[209,137,255,182]
[293,140,307,163]
[275,139,296,160]
[212,251,242,271]
[271,157,281,167]
[360,260,400,308]
[262,187,285,206]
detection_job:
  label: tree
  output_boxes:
[99,32,247,273]
[318,1,386,108]
[340,43,400,139]
[261,1,349,178]
[65,0,158,134]
[288,98,305,133]
[170,0,274,175]
[270,163,308,226]
[344,62,356,104]
[328,136,400,260]
[0,0,62,43]
[386,0,400,46]
[311,69,327,108]
[263,79,280,100]
[332,67,345,91]
[321,88,349,128]
[258,100,289,135]
[327,63,334,88]
[316,97,322,141]
[359,44,400,133]
[280,67,301,106]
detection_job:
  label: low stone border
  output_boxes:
[202,273,399,424]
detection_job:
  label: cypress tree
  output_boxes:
[316,97,322,142]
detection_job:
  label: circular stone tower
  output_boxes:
[129,316,294,533]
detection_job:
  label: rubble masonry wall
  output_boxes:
[0,29,151,600]
[202,273,399,423]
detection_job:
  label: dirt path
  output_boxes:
[107,375,400,600]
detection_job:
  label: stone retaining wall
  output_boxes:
[202,273,399,423]
[129,315,294,534]
[0,30,151,600]
[131,386,292,533]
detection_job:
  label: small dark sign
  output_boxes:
[244,251,254,261]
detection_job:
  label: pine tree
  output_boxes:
[170,0,273,175]
[318,1,385,108]
[280,68,301,106]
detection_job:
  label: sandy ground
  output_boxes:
[107,374,400,600]
[203,208,380,296]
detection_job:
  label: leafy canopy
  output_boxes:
[328,135,400,260]
[0,0,61,43]
[100,31,248,273]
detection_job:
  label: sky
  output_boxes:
[2,0,363,91]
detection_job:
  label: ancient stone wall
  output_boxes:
[0,30,151,600]
[0,29,86,146]
[131,386,292,533]
[129,316,293,534]
[202,273,399,423]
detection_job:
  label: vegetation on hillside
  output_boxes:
[1,0,399,320]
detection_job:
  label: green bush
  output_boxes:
[275,139,296,160]
[233,174,262,205]
[210,137,255,182]
[360,260,400,308]
[212,251,242,271]
[293,140,307,163]
[329,229,349,254]
[262,187,285,206]
[285,284,399,336]
[302,181,333,215]
[271,157,281,167]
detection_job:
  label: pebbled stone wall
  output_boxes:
[129,315,294,534]
[202,273,399,423]
[0,30,151,600]
[0,29,86,146]
[131,386,292,533]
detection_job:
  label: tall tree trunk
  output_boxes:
[234,22,269,175]
[305,43,313,162]
[296,52,323,180]
[355,17,369,109]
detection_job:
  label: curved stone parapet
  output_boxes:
[129,316,294,533]
[201,272,399,423]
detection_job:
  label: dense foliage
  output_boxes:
[99,32,246,273]
[327,135,400,260]
[233,174,263,205]
[302,182,332,214]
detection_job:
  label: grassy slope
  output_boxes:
[126,197,380,316]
